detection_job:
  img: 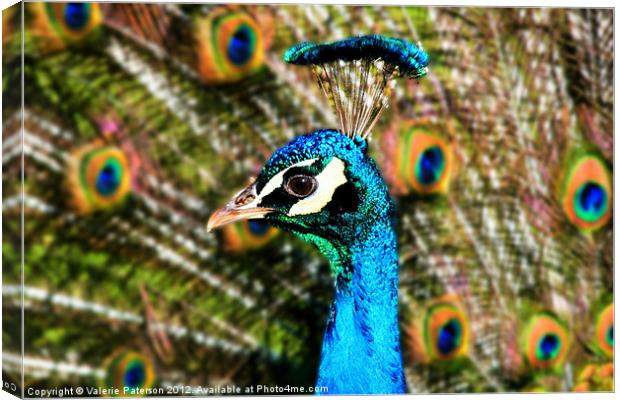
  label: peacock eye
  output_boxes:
[33,2,102,50]
[522,313,569,369]
[67,143,131,213]
[194,7,266,83]
[595,303,613,358]
[424,302,469,360]
[561,153,611,231]
[393,126,453,195]
[285,175,317,198]
[221,219,278,253]
[103,351,154,393]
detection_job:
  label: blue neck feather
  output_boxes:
[314,198,404,394]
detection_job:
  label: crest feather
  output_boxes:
[284,35,429,140]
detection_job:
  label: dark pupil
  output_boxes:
[227,25,253,66]
[288,176,314,197]
[437,319,461,354]
[608,326,613,345]
[64,3,89,30]
[248,220,269,236]
[124,364,145,388]
[96,163,120,197]
[419,146,444,185]
[539,334,559,360]
[580,182,605,213]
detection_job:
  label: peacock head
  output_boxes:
[207,129,392,245]
[209,35,429,246]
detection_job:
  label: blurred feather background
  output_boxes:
[1,1,613,395]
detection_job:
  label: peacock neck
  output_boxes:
[314,213,405,395]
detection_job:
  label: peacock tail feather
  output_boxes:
[2,2,613,395]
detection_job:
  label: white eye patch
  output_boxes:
[258,158,318,200]
[287,157,347,216]
[231,158,319,214]
[238,157,348,218]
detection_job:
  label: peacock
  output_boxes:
[206,35,430,394]
[2,1,613,396]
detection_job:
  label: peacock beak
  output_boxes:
[207,183,274,232]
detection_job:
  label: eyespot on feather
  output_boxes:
[102,350,155,396]
[594,303,613,358]
[67,143,131,213]
[521,313,570,370]
[28,2,102,53]
[561,154,612,232]
[397,126,453,195]
[422,300,470,361]
[221,219,278,252]
[194,6,266,83]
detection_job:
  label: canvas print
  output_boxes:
[1,1,614,397]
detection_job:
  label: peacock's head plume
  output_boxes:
[285,35,429,139]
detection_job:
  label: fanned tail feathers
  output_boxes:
[1,3,612,394]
